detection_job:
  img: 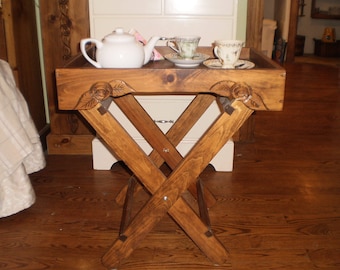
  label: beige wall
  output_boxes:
[297,0,340,54]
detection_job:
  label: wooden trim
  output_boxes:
[47,134,94,155]
[246,0,264,50]
[1,0,18,81]
[286,0,299,63]
[0,4,8,60]
[58,0,72,61]
[39,0,92,155]
[246,0,300,64]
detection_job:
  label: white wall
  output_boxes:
[297,0,340,54]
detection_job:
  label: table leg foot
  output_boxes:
[101,239,130,269]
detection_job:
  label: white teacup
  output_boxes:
[214,40,244,69]
[167,36,201,59]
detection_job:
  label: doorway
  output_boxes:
[246,0,299,63]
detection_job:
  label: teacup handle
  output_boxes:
[167,39,179,54]
[80,38,103,68]
[213,46,232,68]
[213,46,221,58]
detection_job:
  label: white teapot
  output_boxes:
[80,28,161,68]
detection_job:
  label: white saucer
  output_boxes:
[203,59,255,69]
[164,53,210,68]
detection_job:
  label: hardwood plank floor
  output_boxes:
[1,62,339,269]
[295,55,340,69]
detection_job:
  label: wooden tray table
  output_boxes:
[56,47,285,269]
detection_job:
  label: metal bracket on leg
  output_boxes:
[99,97,113,114]
[219,97,235,115]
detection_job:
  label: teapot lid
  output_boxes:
[104,28,135,42]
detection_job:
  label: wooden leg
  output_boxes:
[196,177,212,235]
[118,175,137,238]
[80,100,253,269]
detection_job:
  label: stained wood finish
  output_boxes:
[286,0,299,63]
[79,101,244,267]
[56,47,285,112]
[53,47,285,268]
[38,0,93,154]
[1,62,339,269]
[114,94,218,207]
[246,0,264,50]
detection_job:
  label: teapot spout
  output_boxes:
[143,36,161,65]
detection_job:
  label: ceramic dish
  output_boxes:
[164,53,210,68]
[203,59,255,69]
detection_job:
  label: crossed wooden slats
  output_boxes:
[114,94,217,208]
[79,94,253,269]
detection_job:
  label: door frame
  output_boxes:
[246,0,299,63]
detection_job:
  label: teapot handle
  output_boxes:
[80,38,103,68]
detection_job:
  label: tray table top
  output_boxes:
[56,47,285,111]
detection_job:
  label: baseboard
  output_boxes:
[47,134,94,155]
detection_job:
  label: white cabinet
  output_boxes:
[89,0,238,171]
[88,0,239,45]
[92,96,234,171]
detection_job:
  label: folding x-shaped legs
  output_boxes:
[79,93,253,269]
[115,94,218,236]
[114,94,218,208]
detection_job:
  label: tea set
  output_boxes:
[80,27,255,69]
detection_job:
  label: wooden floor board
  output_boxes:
[1,62,340,269]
